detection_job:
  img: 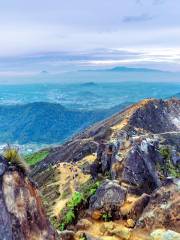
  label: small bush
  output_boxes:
[159,147,180,178]
[80,237,86,240]
[59,223,65,231]
[82,180,101,200]
[67,191,84,209]
[102,212,112,222]
[59,180,101,230]
[160,147,171,160]
[64,209,75,225]
[3,145,30,173]
[59,192,84,230]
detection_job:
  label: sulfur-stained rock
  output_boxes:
[100,222,115,235]
[111,226,131,240]
[91,210,102,220]
[150,229,180,240]
[100,222,131,240]
[126,219,135,228]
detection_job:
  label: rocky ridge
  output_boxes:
[31,98,180,239]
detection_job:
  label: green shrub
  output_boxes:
[59,223,65,231]
[159,147,180,178]
[67,191,84,209]
[160,147,171,160]
[3,145,30,173]
[59,180,101,230]
[59,192,84,230]
[82,180,101,200]
[79,237,86,240]
[64,209,75,225]
[102,212,112,222]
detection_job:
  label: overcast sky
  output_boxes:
[0,0,180,71]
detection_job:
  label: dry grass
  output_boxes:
[3,145,30,173]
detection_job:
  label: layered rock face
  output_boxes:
[0,156,56,240]
[31,98,180,240]
[137,180,180,232]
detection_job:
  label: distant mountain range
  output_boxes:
[0,101,131,144]
[81,66,170,73]
[108,66,167,73]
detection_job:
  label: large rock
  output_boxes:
[122,139,161,193]
[89,180,127,219]
[150,229,180,240]
[0,156,56,240]
[128,193,150,221]
[136,181,180,232]
[58,230,75,240]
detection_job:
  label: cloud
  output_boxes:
[0,0,179,57]
[83,47,180,71]
[1,47,180,74]
[136,0,166,5]
[123,14,153,23]
[153,0,166,5]
[0,71,37,77]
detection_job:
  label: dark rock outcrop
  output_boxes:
[129,99,180,134]
[122,139,162,193]
[89,180,127,219]
[0,156,56,240]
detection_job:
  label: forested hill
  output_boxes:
[0,101,131,144]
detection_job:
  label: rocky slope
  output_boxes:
[0,155,56,240]
[31,98,180,240]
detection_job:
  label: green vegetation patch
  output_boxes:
[63,192,84,227]
[24,150,49,166]
[80,180,101,200]
[102,212,112,222]
[52,180,101,231]
[79,237,86,240]
[159,147,180,178]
